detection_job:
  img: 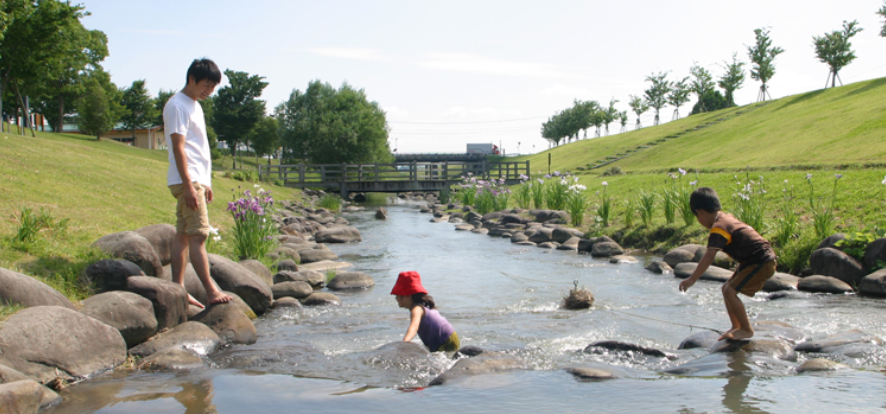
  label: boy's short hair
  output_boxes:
[186,58,222,85]
[689,187,721,215]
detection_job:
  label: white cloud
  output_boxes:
[383,106,409,120]
[540,84,592,97]
[307,47,383,61]
[419,53,580,79]
[439,106,522,119]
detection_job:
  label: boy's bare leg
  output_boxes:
[719,283,741,340]
[171,232,208,308]
[722,284,754,340]
[188,234,232,305]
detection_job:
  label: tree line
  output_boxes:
[0,1,393,167]
[541,7,886,148]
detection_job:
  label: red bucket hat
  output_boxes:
[391,271,428,296]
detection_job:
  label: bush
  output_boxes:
[690,90,729,115]
[318,194,342,212]
[776,231,819,274]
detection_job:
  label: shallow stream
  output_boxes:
[48,200,886,413]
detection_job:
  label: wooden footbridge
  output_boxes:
[258,160,530,198]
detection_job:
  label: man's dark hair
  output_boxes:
[186,58,222,85]
[689,187,721,215]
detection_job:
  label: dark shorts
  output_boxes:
[728,260,777,297]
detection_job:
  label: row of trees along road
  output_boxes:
[0,1,393,167]
[541,12,884,148]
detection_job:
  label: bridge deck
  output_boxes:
[258,161,529,198]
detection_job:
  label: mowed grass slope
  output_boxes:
[514,77,886,173]
[0,127,303,299]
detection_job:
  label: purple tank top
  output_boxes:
[416,306,455,352]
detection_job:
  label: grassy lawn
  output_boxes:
[0,125,304,302]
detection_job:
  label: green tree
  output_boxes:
[153,88,175,127]
[667,76,691,120]
[0,0,99,135]
[747,28,785,101]
[813,20,863,89]
[690,90,729,115]
[618,110,628,133]
[247,116,279,165]
[689,64,716,113]
[575,100,599,139]
[199,96,220,159]
[644,72,670,126]
[211,70,268,169]
[628,94,649,129]
[603,98,619,135]
[878,2,886,37]
[76,69,121,140]
[718,53,746,107]
[120,79,158,139]
[278,80,392,164]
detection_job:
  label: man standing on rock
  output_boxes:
[164,58,232,308]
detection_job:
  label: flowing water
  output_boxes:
[48,200,886,413]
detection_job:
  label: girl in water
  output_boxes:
[391,271,460,352]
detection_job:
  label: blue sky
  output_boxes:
[82,0,886,154]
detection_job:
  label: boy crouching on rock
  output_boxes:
[679,187,777,340]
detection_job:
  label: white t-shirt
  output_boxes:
[164,91,212,187]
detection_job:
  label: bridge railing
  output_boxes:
[258,161,530,187]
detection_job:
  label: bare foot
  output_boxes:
[207,291,233,305]
[718,328,738,341]
[727,328,754,341]
[188,294,206,309]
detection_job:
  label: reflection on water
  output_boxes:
[46,200,886,413]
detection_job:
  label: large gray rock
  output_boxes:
[863,238,886,270]
[191,302,257,345]
[510,232,529,243]
[645,261,673,274]
[552,228,584,243]
[274,270,325,288]
[430,352,525,385]
[0,379,45,414]
[816,233,848,251]
[678,331,720,350]
[297,248,339,264]
[81,259,146,293]
[272,297,303,308]
[859,269,886,296]
[0,306,126,383]
[124,276,188,331]
[673,262,733,282]
[135,223,176,266]
[565,367,616,380]
[0,365,60,410]
[92,231,163,277]
[275,259,298,272]
[455,224,475,231]
[711,337,796,361]
[238,259,273,287]
[499,214,526,225]
[0,268,74,309]
[162,263,208,306]
[797,275,854,294]
[314,227,362,243]
[208,254,273,316]
[80,291,158,348]
[809,247,867,286]
[375,208,388,220]
[527,227,554,243]
[663,248,696,267]
[584,341,674,359]
[128,321,221,358]
[271,281,313,299]
[794,330,884,354]
[798,358,846,373]
[577,236,615,253]
[137,347,206,371]
[590,241,625,258]
[557,236,581,251]
[763,272,800,292]
[327,272,375,290]
[301,292,341,306]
